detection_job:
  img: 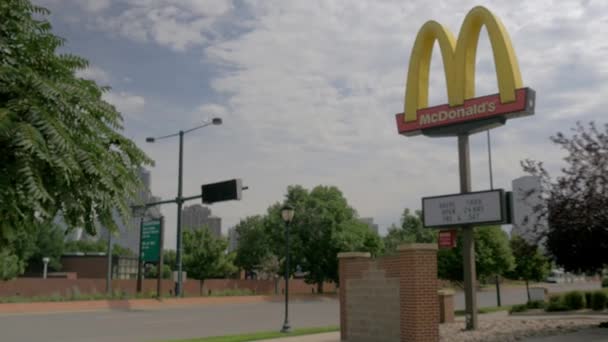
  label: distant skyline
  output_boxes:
[37,0,608,249]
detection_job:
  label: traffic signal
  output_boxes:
[201,179,243,204]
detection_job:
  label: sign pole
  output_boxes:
[137,217,144,294]
[458,134,478,330]
[157,216,165,299]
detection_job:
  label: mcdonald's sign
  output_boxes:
[396,6,535,137]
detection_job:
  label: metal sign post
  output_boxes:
[137,218,162,294]
[157,216,164,299]
[458,134,478,330]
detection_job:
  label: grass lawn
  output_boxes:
[165,326,339,342]
[455,305,512,316]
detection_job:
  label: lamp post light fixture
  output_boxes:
[280,204,295,333]
[42,257,50,279]
[145,117,222,297]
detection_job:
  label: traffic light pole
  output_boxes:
[175,131,184,297]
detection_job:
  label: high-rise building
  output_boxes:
[511,175,546,245]
[359,217,379,235]
[228,227,239,252]
[181,204,222,238]
[99,167,162,254]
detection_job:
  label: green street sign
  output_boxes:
[141,220,161,263]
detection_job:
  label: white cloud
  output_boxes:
[75,65,110,84]
[48,0,608,245]
[194,0,608,233]
[103,92,146,118]
[94,0,235,51]
[79,0,111,12]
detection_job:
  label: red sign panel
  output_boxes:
[395,88,535,136]
[438,230,457,249]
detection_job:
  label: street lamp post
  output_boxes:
[280,204,295,333]
[42,257,50,279]
[146,117,222,297]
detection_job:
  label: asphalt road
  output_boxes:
[453,281,601,310]
[0,299,339,342]
[0,282,600,342]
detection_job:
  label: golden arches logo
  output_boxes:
[396,6,534,136]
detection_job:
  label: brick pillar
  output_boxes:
[337,252,371,341]
[438,289,455,323]
[399,244,439,342]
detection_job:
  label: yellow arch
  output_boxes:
[404,6,523,122]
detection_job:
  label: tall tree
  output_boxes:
[265,185,383,293]
[507,235,551,301]
[27,223,65,271]
[383,209,436,253]
[522,122,608,273]
[182,229,237,295]
[438,226,514,284]
[234,216,272,275]
[0,0,151,273]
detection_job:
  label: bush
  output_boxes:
[526,300,546,309]
[546,302,570,312]
[549,294,562,304]
[602,278,608,288]
[510,304,528,313]
[545,294,569,312]
[585,292,594,309]
[563,291,585,310]
[209,289,254,297]
[591,291,607,311]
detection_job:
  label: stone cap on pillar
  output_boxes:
[397,243,438,251]
[438,289,455,296]
[337,252,371,259]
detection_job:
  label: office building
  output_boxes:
[359,217,379,235]
[181,204,222,238]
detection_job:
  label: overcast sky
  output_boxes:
[37,0,608,248]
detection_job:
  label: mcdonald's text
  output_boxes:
[395,87,534,136]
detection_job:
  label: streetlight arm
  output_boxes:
[183,122,213,135]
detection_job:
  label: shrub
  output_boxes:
[526,300,545,309]
[510,304,528,313]
[549,294,562,305]
[602,278,608,288]
[591,291,607,311]
[585,292,594,309]
[210,289,254,297]
[563,291,585,310]
[546,302,570,312]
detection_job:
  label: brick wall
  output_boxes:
[0,278,334,298]
[339,244,441,342]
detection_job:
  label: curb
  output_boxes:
[0,294,338,315]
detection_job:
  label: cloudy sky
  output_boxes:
[37,0,607,248]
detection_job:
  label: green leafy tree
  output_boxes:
[0,249,23,280]
[234,216,272,275]
[265,185,383,293]
[383,209,436,253]
[0,0,151,271]
[145,264,171,279]
[183,229,237,294]
[522,122,608,273]
[27,223,65,271]
[64,239,106,253]
[507,235,551,301]
[162,250,177,271]
[112,244,134,257]
[438,226,514,284]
